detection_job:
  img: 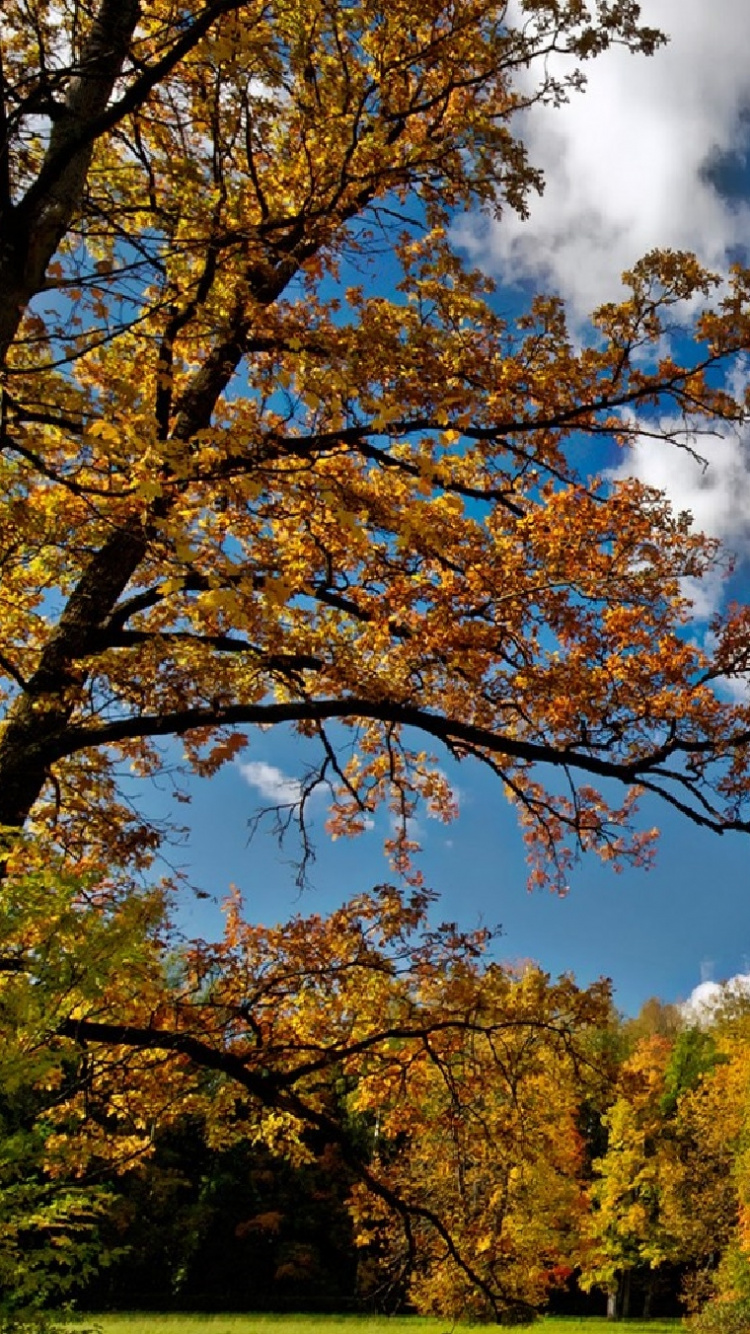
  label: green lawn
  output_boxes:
[87,1320,451,1334]
[542,1323,680,1334]
[85,1314,683,1334]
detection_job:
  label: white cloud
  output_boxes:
[682,972,750,1025]
[607,365,750,617]
[237,760,377,830]
[458,0,750,318]
[612,416,750,549]
[454,5,750,622]
[237,760,303,806]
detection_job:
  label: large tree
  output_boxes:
[2,0,750,889]
[4,0,750,1317]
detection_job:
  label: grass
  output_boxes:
[88,1320,454,1334]
[84,1314,683,1334]
[87,1320,459,1334]
[542,1323,680,1334]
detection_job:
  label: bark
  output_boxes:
[0,0,257,362]
[0,524,148,828]
[0,0,142,363]
[621,1268,631,1319]
[0,310,280,831]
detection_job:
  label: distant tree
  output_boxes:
[582,1036,676,1318]
[676,1008,750,1310]
[582,1027,734,1319]
[625,998,683,1046]
[83,1125,358,1312]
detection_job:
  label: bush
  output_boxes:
[687,1298,750,1334]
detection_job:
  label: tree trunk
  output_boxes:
[607,1282,618,1319]
[643,1271,654,1318]
[0,0,141,363]
[621,1268,631,1319]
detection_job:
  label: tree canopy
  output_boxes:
[3,0,750,886]
[3,0,750,1319]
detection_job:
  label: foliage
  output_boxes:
[581,1036,677,1303]
[659,1028,725,1117]
[687,1298,750,1334]
[0,1176,108,1334]
[2,0,750,896]
[0,845,166,1327]
[0,846,612,1320]
[678,1008,750,1310]
[349,966,611,1319]
[6,0,750,1320]
[83,1127,358,1311]
[0,1075,111,1334]
[581,1026,740,1316]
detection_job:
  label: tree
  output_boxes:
[0,854,147,1329]
[80,1121,359,1311]
[581,1029,734,1318]
[675,1003,750,1310]
[0,861,612,1320]
[581,1035,676,1318]
[349,964,610,1320]
[5,0,750,1318]
[2,0,750,893]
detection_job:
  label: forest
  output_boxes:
[3,0,750,1327]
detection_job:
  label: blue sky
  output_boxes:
[162,0,750,1020]
[168,725,750,1020]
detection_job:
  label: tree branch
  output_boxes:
[51,696,750,835]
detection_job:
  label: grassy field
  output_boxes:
[86,1314,683,1334]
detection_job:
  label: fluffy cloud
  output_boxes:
[237,760,303,806]
[609,393,750,600]
[682,971,750,1025]
[458,0,750,318]
[457,2,750,613]
[605,420,750,623]
[615,421,750,551]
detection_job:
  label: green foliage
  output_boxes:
[687,1298,750,1334]
[0,1182,107,1334]
[0,1086,116,1333]
[0,846,165,1331]
[660,1030,726,1117]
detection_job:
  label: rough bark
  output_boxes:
[0,0,142,363]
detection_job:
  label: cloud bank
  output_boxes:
[457,2,750,605]
[460,0,750,317]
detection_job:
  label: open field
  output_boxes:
[86,1315,683,1334]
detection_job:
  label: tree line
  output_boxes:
[3,873,750,1325]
